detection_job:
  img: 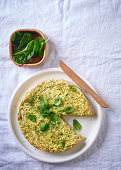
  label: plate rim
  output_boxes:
[8,68,102,163]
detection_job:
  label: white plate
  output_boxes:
[8,68,102,163]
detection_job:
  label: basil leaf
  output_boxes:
[38,95,43,101]
[41,109,55,116]
[73,119,82,130]
[61,139,65,148]
[28,114,36,122]
[51,114,59,123]
[29,96,35,106]
[69,85,77,92]
[40,101,47,114]
[49,110,55,114]
[55,97,61,106]
[64,107,74,114]
[41,110,50,116]
[33,95,37,99]
[16,33,33,52]
[40,123,49,131]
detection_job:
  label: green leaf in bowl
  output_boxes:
[33,37,45,56]
[16,33,33,52]
[37,50,44,58]
[13,39,34,64]
[13,53,27,64]
[13,37,46,65]
[12,32,24,50]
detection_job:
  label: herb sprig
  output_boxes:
[28,114,37,122]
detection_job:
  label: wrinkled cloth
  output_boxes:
[0,0,121,169]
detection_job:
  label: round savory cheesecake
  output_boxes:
[18,79,95,152]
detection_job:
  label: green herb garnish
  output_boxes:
[61,139,65,148]
[41,110,51,116]
[49,110,55,114]
[38,95,43,102]
[33,95,37,99]
[40,101,47,114]
[71,88,77,92]
[64,107,74,114]
[69,85,77,92]
[40,123,49,131]
[54,96,61,106]
[51,114,59,123]
[28,114,36,122]
[73,119,82,130]
[29,97,35,106]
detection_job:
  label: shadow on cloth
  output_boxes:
[41,39,59,69]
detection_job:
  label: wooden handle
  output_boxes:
[59,60,108,108]
[85,85,108,108]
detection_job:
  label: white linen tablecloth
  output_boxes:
[0,0,121,169]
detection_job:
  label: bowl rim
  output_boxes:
[9,29,47,67]
[8,68,103,163]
